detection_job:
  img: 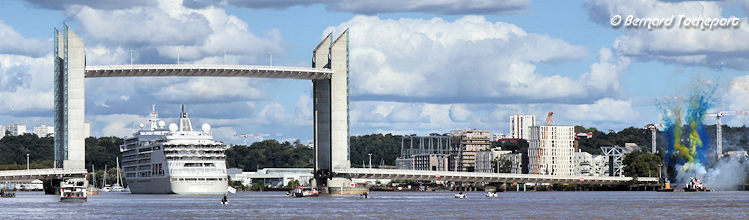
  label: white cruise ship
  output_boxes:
[120,105,228,194]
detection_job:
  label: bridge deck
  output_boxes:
[85,64,333,80]
[335,168,658,185]
[0,168,88,181]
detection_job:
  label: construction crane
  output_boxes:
[534,112,555,174]
[705,111,748,159]
[644,124,661,154]
[234,133,283,145]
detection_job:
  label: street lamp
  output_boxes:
[26,153,29,170]
[368,153,373,169]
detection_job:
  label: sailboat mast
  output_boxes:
[116,157,122,186]
[103,164,107,187]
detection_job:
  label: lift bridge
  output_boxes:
[0,25,655,193]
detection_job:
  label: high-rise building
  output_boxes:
[33,125,55,137]
[6,124,27,136]
[528,125,574,175]
[510,115,535,140]
[0,124,4,139]
[450,129,491,172]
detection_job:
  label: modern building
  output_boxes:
[395,158,414,170]
[528,125,575,175]
[33,125,55,137]
[228,168,314,187]
[474,151,494,173]
[397,134,450,170]
[5,124,27,136]
[492,132,510,141]
[450,129,491,172]
[413,154,450,171]
[501,153,523,174]
[0,124,4,139]
[510,114,535,140]
[490,147,513,159]
[574,151,593,176]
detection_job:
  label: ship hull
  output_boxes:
[127,177,227,194]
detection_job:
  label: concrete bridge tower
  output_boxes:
[53,25,86,170]
[312,30,351,188]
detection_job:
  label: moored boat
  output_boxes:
[293,186,319,197]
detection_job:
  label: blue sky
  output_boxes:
[1,0,749,145]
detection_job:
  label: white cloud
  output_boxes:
[88,114,149,137]
[153,77,266,102]
[725,75,749,112]
[0,54,53,114]
[449,104,472,122]
[585,0,749,70]
[559,98,639,122]
[185,0,529,15]
[0,21,48,57]
[324,15,631,104]
[61,0,283,66]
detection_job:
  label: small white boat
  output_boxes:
[60,178,87,202]
[485,191,498,198]
[293,187,319,197]
[454,192,467,199]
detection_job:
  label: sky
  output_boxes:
[1,0,749,145]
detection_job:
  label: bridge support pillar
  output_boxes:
[313,30,351,187]
[53,25,86,170]
[43,179,60,195]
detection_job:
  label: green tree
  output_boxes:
[491,157,513,173]
[225,140,314,171]
[349,133,402,167]
[623,150,662,178]
[251,180,265,191]
[286,179,300,188]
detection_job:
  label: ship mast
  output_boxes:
[149,105,159,130]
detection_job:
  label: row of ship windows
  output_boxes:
[164,144,224,149]
[170,178,224,181]
[166,156,225,161]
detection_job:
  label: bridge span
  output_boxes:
[334,168,658,185]
[0,168,87,181]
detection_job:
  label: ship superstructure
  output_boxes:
[120,105,228,194]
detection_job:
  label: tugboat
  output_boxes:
[685,177,711,192]
[293,186,319,197]
[60,177,88,202]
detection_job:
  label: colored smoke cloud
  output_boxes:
[660,79,747,190]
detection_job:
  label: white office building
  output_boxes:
[0,125,4,139]
[528,125,574,175]
[228,168,314,187]
[510,115,535,140]
[33,125,55,137]
[6,124,27,136]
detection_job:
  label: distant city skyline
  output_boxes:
[1,0,749,145]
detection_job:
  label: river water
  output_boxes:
[1,191,748,219]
